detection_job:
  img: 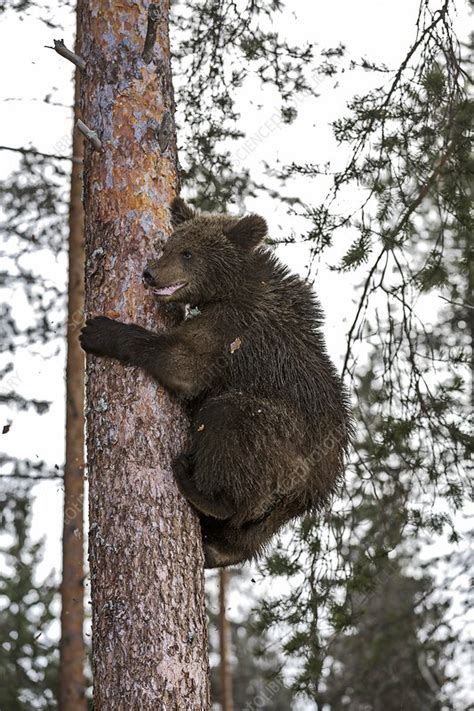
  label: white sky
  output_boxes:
[0,1,472,707]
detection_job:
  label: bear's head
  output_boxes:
[143,197,268,304]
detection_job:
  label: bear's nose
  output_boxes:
[142,267,156,286]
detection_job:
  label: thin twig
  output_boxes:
[0,144,80,163]
[77,120,102,151]
[439,295,474,310]
[46,39,86,70]
[142,4,161,63]
[0,473,63,480]
[341,140,455,378]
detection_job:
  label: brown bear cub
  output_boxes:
[80,198,352,568]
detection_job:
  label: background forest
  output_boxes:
[0,0,472,709]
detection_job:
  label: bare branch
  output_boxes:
[142,4,161,63]
[439,295,474,310]
[0,473,63,480]
[0,144,80,163]
[77,120,102,151]
[341,141,455,378]
[46,39,86,70]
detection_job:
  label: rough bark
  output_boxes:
[219,570,233,711]
[79,1,210,708]
[60,8,86,708]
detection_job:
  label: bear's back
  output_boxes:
[214,249,347,430]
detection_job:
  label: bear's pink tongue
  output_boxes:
[153,281,187,296]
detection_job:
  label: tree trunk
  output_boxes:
[60,7,86,708]
[219,570,233,711]
[79,1,210,708]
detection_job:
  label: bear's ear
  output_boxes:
[224,215,267,250]
[170,197,196,226]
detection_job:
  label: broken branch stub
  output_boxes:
[142,4,161,63]
[76,120,102,151]
[48,39,86,70]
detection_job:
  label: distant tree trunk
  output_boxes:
[60,7,86,709]
[219,570,233,711]
[79,1,209,708]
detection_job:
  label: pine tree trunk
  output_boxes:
[60,8,86,708]
[78,1,209,708]
[219,570,233,711]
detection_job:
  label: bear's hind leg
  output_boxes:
[203,542,249,569]
[201,518,258,569]
[173,454,236,520]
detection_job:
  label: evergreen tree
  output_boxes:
[0,152,68,482]
[317,561,456,711]
[0,489,59,710]
[250,8,472,700]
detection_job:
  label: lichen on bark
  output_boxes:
[79,1,210,707]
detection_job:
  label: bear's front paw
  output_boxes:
[80,316,122,357]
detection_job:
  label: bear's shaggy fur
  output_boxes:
[80,198,352,567]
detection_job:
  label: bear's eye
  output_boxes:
[181,250,193,261]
